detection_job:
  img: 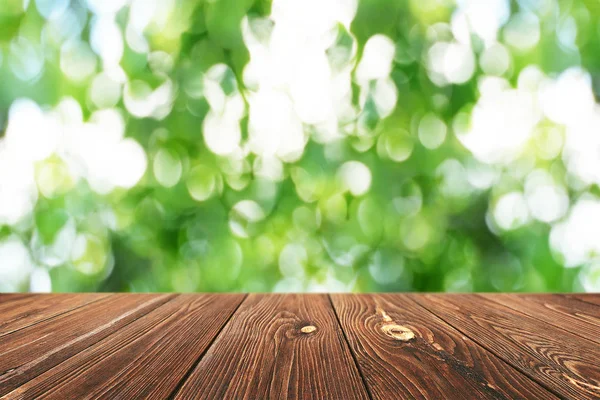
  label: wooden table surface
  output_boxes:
[0,294,599,399]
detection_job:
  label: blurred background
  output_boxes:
[0,0,599,293]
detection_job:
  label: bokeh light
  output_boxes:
[0,0,598,293]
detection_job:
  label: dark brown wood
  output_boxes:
[415,294,600,399]
[0,293,598,399]
[330,293,557,399]
[173,294,370,400]
[486,294,600,345]
[0,293,173,396]
[0,293,108,337]
[3,294,245,399]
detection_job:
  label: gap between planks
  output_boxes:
[569,293,600,307]
[414,295,566,399]
[331,294,556,399]
[414,294,600,399]
[0,294,178,397]
[171,294,370,399]
[166,294,248,399]
[408,295,563,399]
[479,294,600,346]
[327,294,375,400]
[3,294,244,399]
[0,294,110,338]
[3,294,598,399]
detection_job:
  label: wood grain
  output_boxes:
[330,294,557,400]
[569,294,600,307]
[3,294,245,400]
[173,294,370,400]
[0,293,173,396]
[1,293,598,398]
[486,294,600,345]
[0,293,107,337]
[0,294,31,303]
[416,294,600,399]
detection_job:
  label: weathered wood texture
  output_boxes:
[330,294,558,399]
[4,294,245,400]
[174,294,370,400]
[414,294,600,399]
[486,294,600,345]
[570,293,600,306]
[0,293,598,399]
[0,293,107,337]
[0,294,173,396]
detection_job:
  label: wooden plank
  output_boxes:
[330,294,557,400]
[4,294,245,400]
[486,294,600,345]
[0,294,31,303]
[0,293,108,337]
[173,294,369,400]
[569,294,600,307]
[0,293,174,396]
[415,294,600,399]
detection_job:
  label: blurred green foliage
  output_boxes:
[1,0,600,293]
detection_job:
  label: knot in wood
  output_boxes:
[301,325,317,334]
[381,324,415,341]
